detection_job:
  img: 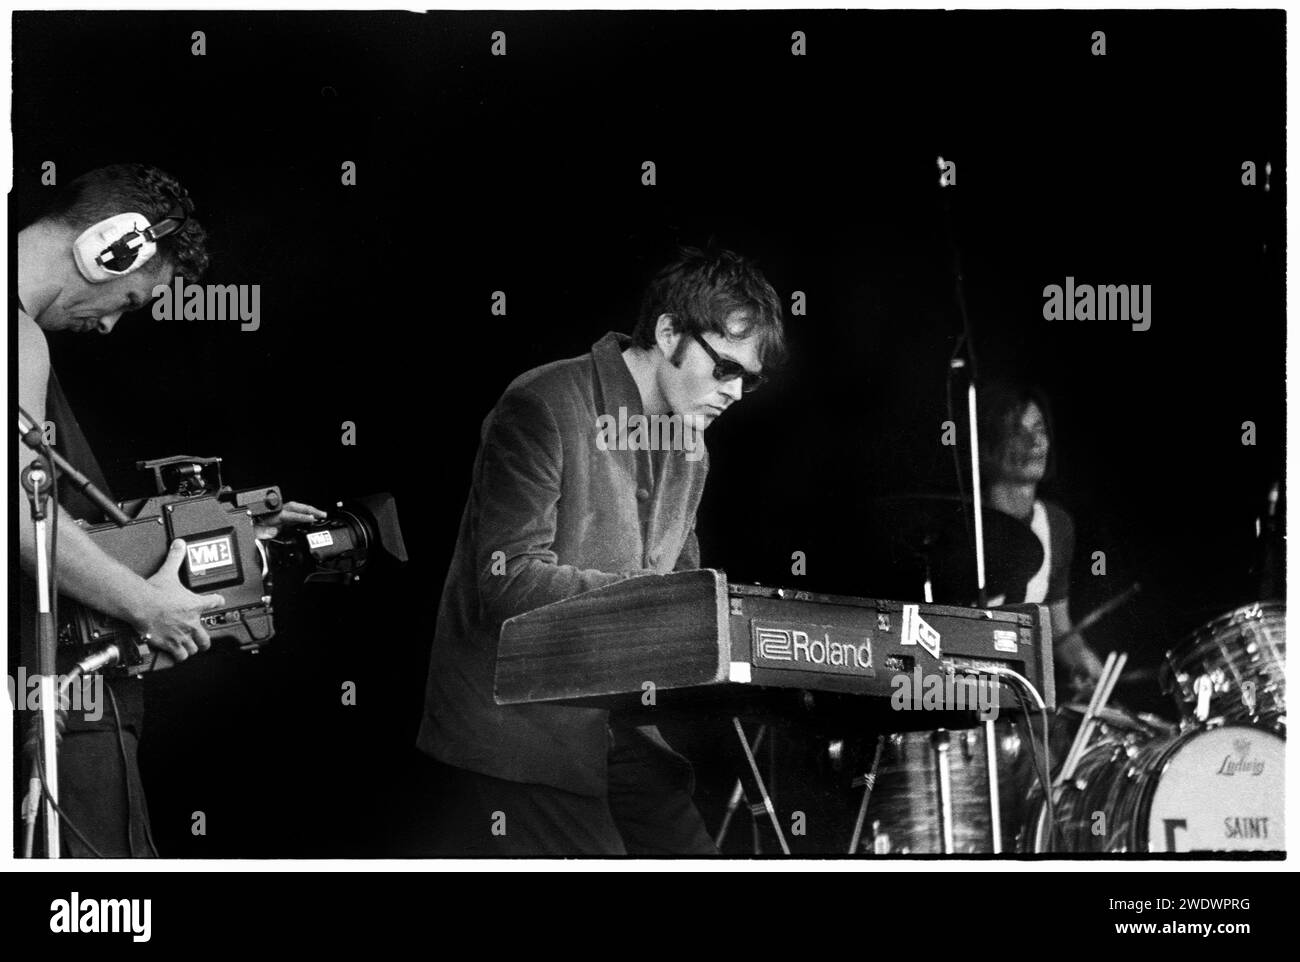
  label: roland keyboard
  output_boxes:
[494,569,1054,720]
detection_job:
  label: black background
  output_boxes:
[10,10,1285,856]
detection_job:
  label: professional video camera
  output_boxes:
[56,454,407,676]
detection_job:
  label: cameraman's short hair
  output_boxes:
[42,163,209,281]
[633,246,787,370]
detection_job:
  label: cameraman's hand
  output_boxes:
[135,539,226,661]
[254,500,328,539]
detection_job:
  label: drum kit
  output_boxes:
[860,601,1286,855]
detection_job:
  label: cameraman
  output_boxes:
[14,164,324,856]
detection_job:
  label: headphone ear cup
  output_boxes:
[72,223,107,282]
[73,212,156,283]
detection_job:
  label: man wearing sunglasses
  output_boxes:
[416,246,787,856]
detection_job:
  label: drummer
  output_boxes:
[977,379,1104,693]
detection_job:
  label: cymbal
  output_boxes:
[868,494,1044,604]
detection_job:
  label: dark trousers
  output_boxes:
[16,677,156,858]
[414,728,718,857]
[57,727,157,857]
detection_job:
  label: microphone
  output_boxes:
[16,406,130,526]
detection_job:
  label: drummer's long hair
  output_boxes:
[977,379,1058,485]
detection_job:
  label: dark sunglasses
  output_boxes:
[690,330,766,393]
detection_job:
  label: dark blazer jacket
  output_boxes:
[417,332,709,796]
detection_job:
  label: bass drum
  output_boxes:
[1025,724,1285,853]
[1016,704,1158,852]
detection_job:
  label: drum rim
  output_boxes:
[1159,600,1286,697]
[1166,601,1286,658]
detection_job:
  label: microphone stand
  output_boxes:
[940,186,988,610]
[16,404,128,857]
[18,406,129,526]
[939,167,1001,851]
[18,458,60,857]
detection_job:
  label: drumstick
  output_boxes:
[1066,652,1118,764]
[1057,652,1117,785]
[1056,655,1112,785]
[1073,652,1128,761]
[1092,653,1127,725]
[1067,653,1128,783]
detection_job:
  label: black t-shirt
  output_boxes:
[984,499,1075,606]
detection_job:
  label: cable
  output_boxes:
[1004,669,1056,852]
[957,663,1057,852]
[1040,695,1054,847]
[143,787,161,858]
[108,681,160,857]
[107,683,136,858]
[1015,686,1057,851]
[19,670,107,858]
[23,674,142,858]
[31,728,105,858]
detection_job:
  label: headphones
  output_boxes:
[72,207,188,283]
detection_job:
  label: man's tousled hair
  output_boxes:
[633,246,787,370]
[42,163,210,281]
